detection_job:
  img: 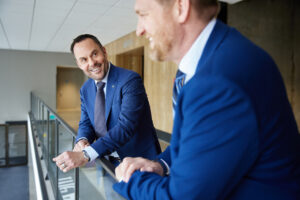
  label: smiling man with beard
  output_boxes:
[113,0,300,199]
[53,34,161,172]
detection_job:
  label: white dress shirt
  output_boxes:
[179,18,216,84]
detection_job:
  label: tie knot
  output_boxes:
[176,69,185,79]
[97,81,105,90]
[175,70,186,86]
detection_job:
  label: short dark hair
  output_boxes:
[70,34,103,54]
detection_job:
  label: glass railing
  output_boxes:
[29,92,124,200]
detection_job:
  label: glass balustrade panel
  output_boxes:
[43,108,49,164]
[57,123,75,200]
[48,113,58,196]
[78,160,124,200]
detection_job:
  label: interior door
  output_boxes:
[56,67,84,111]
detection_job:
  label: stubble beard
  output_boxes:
[149,31,173,62]
[90,61,108,81]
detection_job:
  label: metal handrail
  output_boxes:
[30,92,118,200]
[27,112,49,200]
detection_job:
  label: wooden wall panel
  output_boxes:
[105,32,147,57]
[116,48,144,77]
[105,32,177,134]
[144,47,177,133]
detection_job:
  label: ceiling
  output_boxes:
[0,0,242,53]
[0,0,137,53]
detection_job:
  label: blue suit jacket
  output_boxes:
[114,20,300,199]
[76,64,161,160]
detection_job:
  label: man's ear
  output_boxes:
[102,47,107,58]
[174,0,190,23]
[101,46,107,60]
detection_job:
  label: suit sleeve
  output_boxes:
[113,77,259,199]
[76,88,96,144]
[157,146,171,167]
[90,75,149,157]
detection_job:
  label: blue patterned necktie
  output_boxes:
[172,69,186,113]
[94,82,107,137]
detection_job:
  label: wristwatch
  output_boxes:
[82,150,90,162]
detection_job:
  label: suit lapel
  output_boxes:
[196,20,230,72]
[172,21,230,158]
[105,63,118,122]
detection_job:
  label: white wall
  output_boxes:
[0,49,77,123]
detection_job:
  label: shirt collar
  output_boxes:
[178,18,216,83]
[95,62,111,86]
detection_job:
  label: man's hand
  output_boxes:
[115,157,164,183]
[73,139,90,152]
[53,151,89,173]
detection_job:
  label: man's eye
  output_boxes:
[139,13,148,17]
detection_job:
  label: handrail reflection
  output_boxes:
[27,112,49,200]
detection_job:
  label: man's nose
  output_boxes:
[88,57,96,67]
[136,20,145,36]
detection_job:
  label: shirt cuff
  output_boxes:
[157,158,170,176]
[83,146,99,162]
[77,137,88,143]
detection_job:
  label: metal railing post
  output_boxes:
[74,137,79,200]
[55,119,59,199]
[47,110,50,177]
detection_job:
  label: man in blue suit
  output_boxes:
[53,34,161,172]
[114,0,300,199]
